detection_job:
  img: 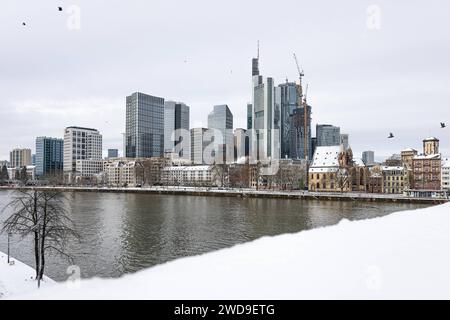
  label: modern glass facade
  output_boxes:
[164,101,190,155]
[279,82,300,158]
[36,137,64,176]
[316,124,341,147]
[108,149,119,158]
[289,105,312,160]
[125,92,165,158]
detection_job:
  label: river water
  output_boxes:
[0,190,428,281]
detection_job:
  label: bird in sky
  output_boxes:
[58,7,63,12]
[388,133,394,139]
[22,22,26,26]
[441,122,446,128]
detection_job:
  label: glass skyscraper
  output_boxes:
[316,124,341,147]
[208,104,234,163]
[279,81,300,159]
[125,92,165,158]
[164,101,190,156]
[289,105,313,160]
[35,137,64,176]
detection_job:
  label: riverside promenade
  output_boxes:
[1,186,447,204]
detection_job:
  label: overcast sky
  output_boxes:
[1,0,449,161]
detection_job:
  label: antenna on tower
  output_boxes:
[257,40,260,60]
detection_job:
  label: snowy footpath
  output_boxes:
[0,252,55,298]
[7,202,450,299]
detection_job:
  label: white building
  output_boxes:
[64,126,102,178]
[442,159,450,192]
[7,165,36,181]
[103,159,137,187]
[75,159,104,177]
[162,166,218,187]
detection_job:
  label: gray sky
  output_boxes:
[1,0,449,161]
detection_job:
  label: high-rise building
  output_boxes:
[278,81,300,159]
[9,148,32,168]
[164,101,190,157]
[190,128,212,165]
[35,137,64,177]
[63,127,102,174]
[247,103,253,130]
[316,124,341,147]
[208,104,234,163]
[234,128,249,161]
[289,105,312,160]
[32,154,36,166]
[107,149,119,158]
[251,76,280,160]
[125,92,165,158]
[362,151,375,166]
[340,134,349,150]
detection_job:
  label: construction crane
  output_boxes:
[293,53,309,163]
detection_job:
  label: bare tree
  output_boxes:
[1,189,80,287]
[335,168,349,193]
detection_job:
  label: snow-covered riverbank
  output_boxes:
[0,252,55,298]
[8,202,450,300]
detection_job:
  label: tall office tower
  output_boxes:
[247,103,253,130]
[316,124,341,147]
[362,151,375,166]
[9,148,32,168]
[234,128,249,161]
[164,101,190,157]
[108,149,119,158]
[278,81,300,158]
[125,92,165,158]
[340,134,349,150]
[190,128,210,164]
[251,58,280,161]
[208,104,234,163]
[311,137,317,158]
[63,127,102,173]
[289,105,312,160]
[35,137,64,177]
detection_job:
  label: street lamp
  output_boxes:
[7,232,12,264]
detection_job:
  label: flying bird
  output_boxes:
[388,133,394,139]
[441,122,446,128]
[58,7,63,11]
[22,22,26,26]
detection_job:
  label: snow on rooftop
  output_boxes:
[11,203,450,300]
[353,158,365,167]
[423,137,439,141]
[381,166,404,171]
[401,148,417,153]
[413,154,441,160]
[310,146,341,169]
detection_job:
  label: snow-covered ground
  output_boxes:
[6,203,450,299]
[0,252,55,298]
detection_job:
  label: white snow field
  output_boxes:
[0,252,55,298]
[4,202,450,300]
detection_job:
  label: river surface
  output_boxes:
[0,190,429,281]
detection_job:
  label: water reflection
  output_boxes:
[0,190,428,281]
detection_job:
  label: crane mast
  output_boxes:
[293,53,308,162]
